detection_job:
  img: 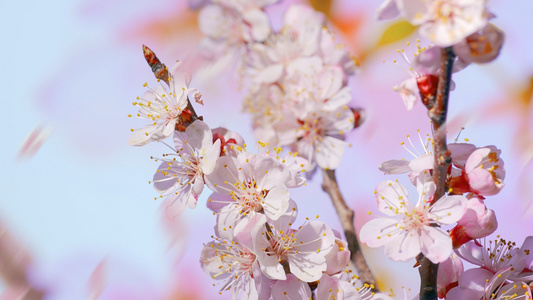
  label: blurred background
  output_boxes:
[1,0,532,298]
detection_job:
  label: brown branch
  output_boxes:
[418,47,456,300]
[321,169,378,291]
[0,224,46,300]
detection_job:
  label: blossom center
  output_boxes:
[298,118,324,145]
[231,180,267,213]
[404,208,430,230]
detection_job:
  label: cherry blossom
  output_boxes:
[245,4,324,87]
[316,269,395,300]
[252,218,335,282]
[276,106,355,171]
[447,267,533,300]
[200,234,272,300]
[379,131,477,185]
[211,126,246,158]
[453,24,505,64]
[450,196,497,248]
[152,120,221,211]
[465,146,506,196]
[323,233,351,276]
[396,0,490,47]
[205,151,302,239]
[455,237,533,283]
[128,64,198,146]
[388,44,469,110]
[449,237,533,298]
[360,179,466,263]
[197,0,278,69]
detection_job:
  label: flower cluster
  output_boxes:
[126,0,522,299]
[362,131,505,264]
[196,2,360,173]
[443,236,533,299]
[380,0,504,110]
[128,48,379,299]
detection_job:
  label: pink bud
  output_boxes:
[437,254,464,299]
[324,238,350,275]
[465,146,505,196]
[450,197,498,248]
[453,24,504,64]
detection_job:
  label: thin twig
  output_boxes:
[418,47,456,300]
[321,169,378,290]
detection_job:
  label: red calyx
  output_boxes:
[450,225,473,249]
[350,108,365,129]
[448,171,471,195]
[417,75,439,99]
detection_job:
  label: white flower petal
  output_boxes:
[271,274,312,300]
[262,185,290,221]
[429,195,467,224]
[384,230,422,262]
[314,136,346,170]
[420,227,453,263]
[186,120,213,151]
[200,139,221,175]
[242,9,271,41]
[359,217,401,248]
[378,159,411,175]
[375,180,410,216]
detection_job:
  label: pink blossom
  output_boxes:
[205,152,299,239]
[448,267,533,300]
[200,235,272,300]
[450,196,497,248]
[437,254,463,298]
[453,24,505,64]
[128,63,196,146]
[360,180,466,263]
[252,219,335,282]
[379,132,476,185]
[152,120,221,212]
[465,146,505,196]
[211,126,246,158]
[396,0,490,47]
[271,274,311,300]
[316,271,394,300]
[456,237,533,282]
[323,234,350,276]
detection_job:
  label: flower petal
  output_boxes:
[420,227,453,263]
[359,217,401,248]
[384,230,422,262]
[428,195,467,225]
[271,274,312,300]
[375,180,410,216]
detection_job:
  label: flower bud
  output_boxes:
[453,24,504,64]
[465,146,505,196]
[450,197,498,248]
[437,254,463,299]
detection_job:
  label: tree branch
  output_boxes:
[321,169,378,290]
[418,47,456,300]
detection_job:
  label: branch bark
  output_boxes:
[418,47,456,300]
[321,169,378,290]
